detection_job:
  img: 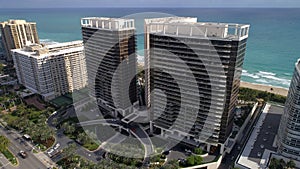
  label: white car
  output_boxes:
[54,143,60,150]
[48,148,54,155]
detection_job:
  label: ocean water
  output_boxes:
[0,8,299,89]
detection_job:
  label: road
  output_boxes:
[48,108,105,163]
[0,126,47,169]
[49,105,154,165]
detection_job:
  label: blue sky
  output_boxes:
[0,0,300,8]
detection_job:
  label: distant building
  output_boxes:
[278,59,300,161]
[81,17,137,117]
[12,41,87,101]
[0,34,4,58]
[0,20,40,61]
[145,17,250,152]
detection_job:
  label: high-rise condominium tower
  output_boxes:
[0,20,39,61]
[12,41,87,101]
[145,17,249,151]
[278,59,300,160]
[81,17,137,117]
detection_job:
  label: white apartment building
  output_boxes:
[278,59,300,161]
[12,41,87,100]
[0,20,39,61]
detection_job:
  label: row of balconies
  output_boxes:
[153,93,225,112]
[153,79,226,100]
[152,63,228,81]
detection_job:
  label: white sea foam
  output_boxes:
[258,71,276,76]
[243,69,291,88]
[255,79,270,84]
[242,70,260,79]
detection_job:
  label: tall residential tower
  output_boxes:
[81,17,137,117]
[12,41,87,101]
[278,59,300,161]
[0,20,39,61]
[145,17,249,152]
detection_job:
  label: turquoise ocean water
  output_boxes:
[0,8,299,89]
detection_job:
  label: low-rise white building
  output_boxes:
[12,41,87,101]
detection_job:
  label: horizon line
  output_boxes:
[1,7,300,9]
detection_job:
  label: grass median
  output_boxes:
[1,148,18,166]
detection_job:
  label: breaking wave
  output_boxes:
[242,69,291,89]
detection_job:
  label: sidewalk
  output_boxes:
[0,153,14,169]
[34,152,57,168]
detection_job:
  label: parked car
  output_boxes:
[54,143,60,150]
[47,148,54,156]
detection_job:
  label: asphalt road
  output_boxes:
[0,126,47,169]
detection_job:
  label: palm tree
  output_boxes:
[286,160,296,169]
[52,117,58,127]
[77,132,88,144]
[279,159,286,169]
[62,143,77,158]
[62,122,76,134]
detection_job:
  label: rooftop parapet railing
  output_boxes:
[81,17,135,31]
[147,22,250,40]
[144,17,197,24]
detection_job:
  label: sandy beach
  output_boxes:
[240,81,288,97]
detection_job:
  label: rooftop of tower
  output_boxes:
[144,17,197,24]
[0,19,36,25]
[145,17,250,41]
[11,40,83,59]
[81,17,135,31]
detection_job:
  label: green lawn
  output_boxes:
[83,142,99,151]
[1,148,18,166]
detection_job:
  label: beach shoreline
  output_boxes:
[240,81,288,97]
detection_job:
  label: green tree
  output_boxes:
[62,122,76,134]
[269,158,280,169]
[194,155,203,165]
[162,160,179,169]
[62,143,77,158]
[186,155,195,166]
[193,147,203,155]
[279,159,286,169]
[52,117,58,127]
[286,160,296,169]
[77,132,88,144]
